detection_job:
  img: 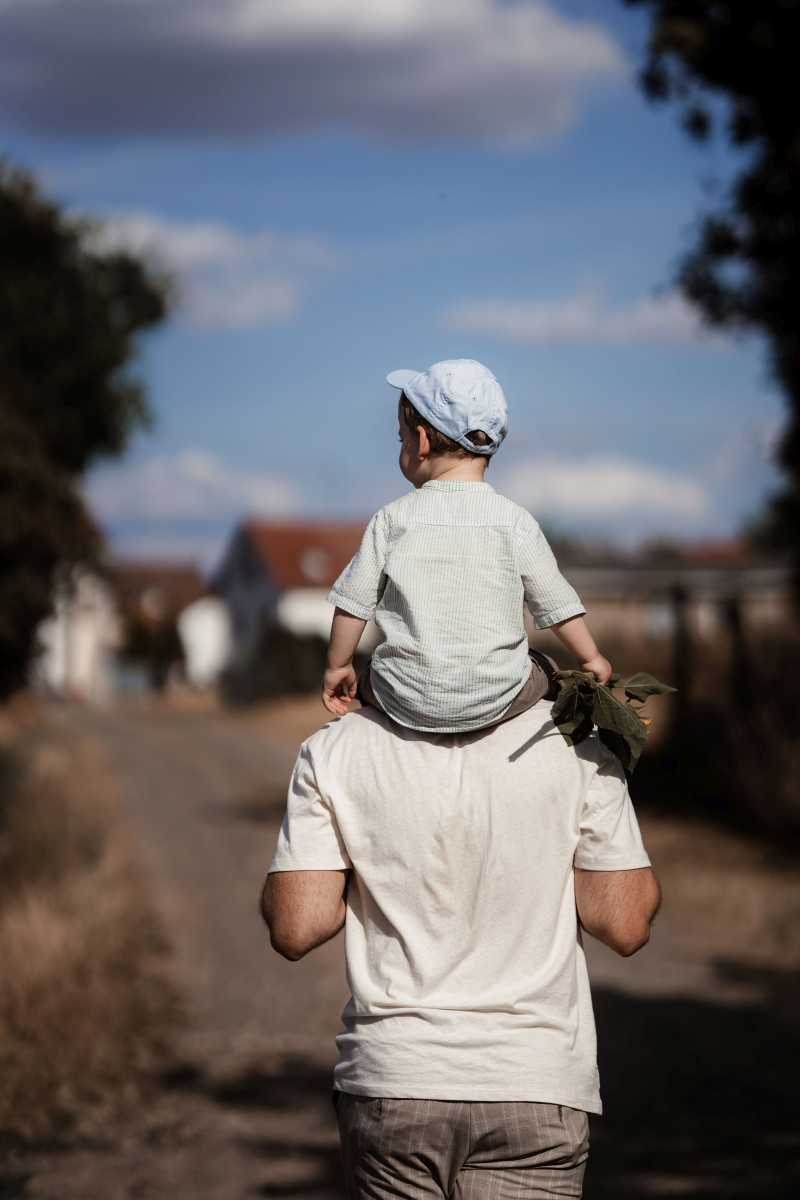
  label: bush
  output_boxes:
[634,629,800,838]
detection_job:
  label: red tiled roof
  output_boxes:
[109,561,207,618]
[679,539,750,565]
[243,520,366,589]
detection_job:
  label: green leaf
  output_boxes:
[598,728,636,774]
[551,678,579,725]
[591,685,649,773]
[557,715,595,746]
[550,666,671,766]
[551,675,595,747]
[621,672,678,703]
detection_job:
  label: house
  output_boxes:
[33,566,122,704]
[108,560,210,690]
[109,560,207,627]
[212,520,372,673]
[177,595,232,688]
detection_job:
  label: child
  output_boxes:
[322,358,611,731]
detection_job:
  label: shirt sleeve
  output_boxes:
[514,509,586,629]
[574,738,652,871]
[268,741,352,873]
[326,509,389,621]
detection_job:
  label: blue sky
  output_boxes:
[1,0,785,568]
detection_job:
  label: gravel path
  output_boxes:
[7,701,798,1199]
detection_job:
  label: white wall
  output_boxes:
[177,596,233,687]
[34,570,121,704]
[277,588,380,649]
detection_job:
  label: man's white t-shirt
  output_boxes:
[268,703,651,1115]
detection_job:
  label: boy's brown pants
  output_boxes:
[356,648,560,727]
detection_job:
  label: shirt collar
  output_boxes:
[420,479,494,492]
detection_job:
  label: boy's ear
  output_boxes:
[416,425,431,459]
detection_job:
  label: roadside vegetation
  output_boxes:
[0,701,180,1141]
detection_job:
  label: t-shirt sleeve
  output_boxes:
[326,509,389,621]
[574,739,652,871]
[268,741,352,873]
[514,509,586,629]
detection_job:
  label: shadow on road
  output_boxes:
[144,964,798,1200]
[2,969,796,1199]
[160,1052,345,1197]
[587,964,800,1199]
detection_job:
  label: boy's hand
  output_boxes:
[322,665,359,716]
[581,653,613,686]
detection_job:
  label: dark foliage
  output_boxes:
[0,161,169,697]
[625,2,800,579]
[120,616,185,692]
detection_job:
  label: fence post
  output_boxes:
[670,582,691,720]
[720,591,752,712]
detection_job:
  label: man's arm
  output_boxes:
[574,866,661,957]
[260,869,349,961]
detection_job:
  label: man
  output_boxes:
[261,701,660,1198]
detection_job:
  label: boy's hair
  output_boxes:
[399,393,493,459]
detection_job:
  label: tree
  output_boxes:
[624,1,800,577]
[0,161,170,697]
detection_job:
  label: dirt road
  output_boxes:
[7,702,799,1199]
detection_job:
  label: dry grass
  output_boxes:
[0,712,180,1141]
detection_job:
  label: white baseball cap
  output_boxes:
[386,358,508,457]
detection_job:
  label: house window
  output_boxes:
[300,548,332,584]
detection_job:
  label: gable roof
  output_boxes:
[241,520,366,590]
[109,561,207,620]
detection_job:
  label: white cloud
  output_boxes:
[0,1,625,146]
[442,289,726,346]
[496,455,710,524]
[88,211,338,329]
[86,449,300,524]
[182,279,299,331]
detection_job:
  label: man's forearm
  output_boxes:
[327,608,367,668]
[261,869,349,961]
[574,866,661,957]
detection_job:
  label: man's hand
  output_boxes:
[322,665,358,715]
[580,653,613,685]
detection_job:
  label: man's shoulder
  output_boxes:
[300,708,393,759]
[305,702,563,761]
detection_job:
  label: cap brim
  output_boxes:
[386,368,419,390]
